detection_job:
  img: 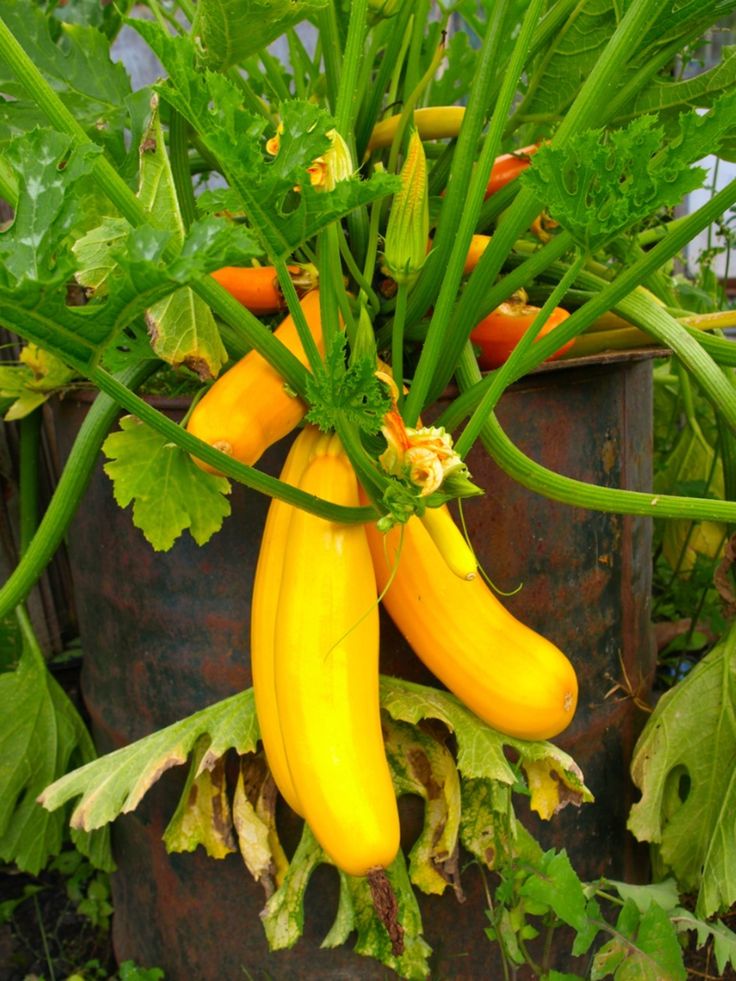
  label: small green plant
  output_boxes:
[481,841,736,979]
[50,848,114,932]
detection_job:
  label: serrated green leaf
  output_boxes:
[459,778,524,869]
[306,337,391,435]
[521,115,706,253]
[0,128,102,286]
[53,0,135,39]
[132,25,399,256]
[0,622,110,874]
[73,216,130,296]
[380,677,592,811]
[383,716,462,897]
[134,100,228,379]
[620,47,736,122]
[628,622,736,918]
[38,690,259,831]
[672,906,736,976]
[191,0,328,71]
[322,871,356,948]
[261,821,324,949]
[145,287,227,380]
[162,740,236,859]
[522,0,617,120]
[521,850,588,925]
[606,878,680,914]
[101,414,232,551]
[137,98,185,245]
[0,1,131,142]
[591,899,686,981]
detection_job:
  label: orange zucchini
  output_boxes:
[274,433,400,876]
[186,290,323,474]
[211,264,317,315]
[364,508,578,741]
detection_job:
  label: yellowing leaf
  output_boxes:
[39,690,259,831]
[163,740,236,859]
[523,756,592,820]
[383,716,462,897]
[232,756,287,892]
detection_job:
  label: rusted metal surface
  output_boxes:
[52,354,655,979]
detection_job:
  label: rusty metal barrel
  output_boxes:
[53,352,656,979]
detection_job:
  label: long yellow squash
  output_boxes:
[187,290,324,474]
[365,513,578,741]
[274,433,400,877]
[251,424,322,815]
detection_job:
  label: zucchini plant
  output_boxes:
[1,0,736,977]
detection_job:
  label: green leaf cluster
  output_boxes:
[305,335,391,434]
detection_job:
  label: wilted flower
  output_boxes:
[376,370,467,496]
[266,125,353,192]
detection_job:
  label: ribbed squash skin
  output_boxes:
[365,512,578,741]
[186,290,323,474]
[251,425,322,816]
[274,434,400,876]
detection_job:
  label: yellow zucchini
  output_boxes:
[250,424,322,815]
[365,512,578,741]
[274,433,400,876]
[186,290,324,474]
[366,106,466,154]
[420,505,477,580]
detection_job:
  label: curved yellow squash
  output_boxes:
[251,425,322,815]
[366,513,578,741]
[187,290,324,474]
[274,434,400,876]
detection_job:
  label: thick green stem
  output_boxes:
[18,411,42,557]
[317,4,343,114]
[439,0,673,410]
[454,252,585,458]
[453,346,736,525]
[334,0,369,139]
[168,108,197,231]
[401,0,517,424]
[85,366,375,524]
[392,282,409,410]
[0,362,156,619]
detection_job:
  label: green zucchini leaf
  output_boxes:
[191,0,328,71]
[38,689,259,830]
[0,0,131,146]
[131,23,400,258]
[628,621,736,918]
[590,899,686,981]
[520,113,708,253]
[0,620,111,874]
[101,414,232,551]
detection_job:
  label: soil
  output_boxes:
[0,863,115,981]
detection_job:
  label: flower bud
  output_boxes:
[382,129,429,286]
[368,0,403,21]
